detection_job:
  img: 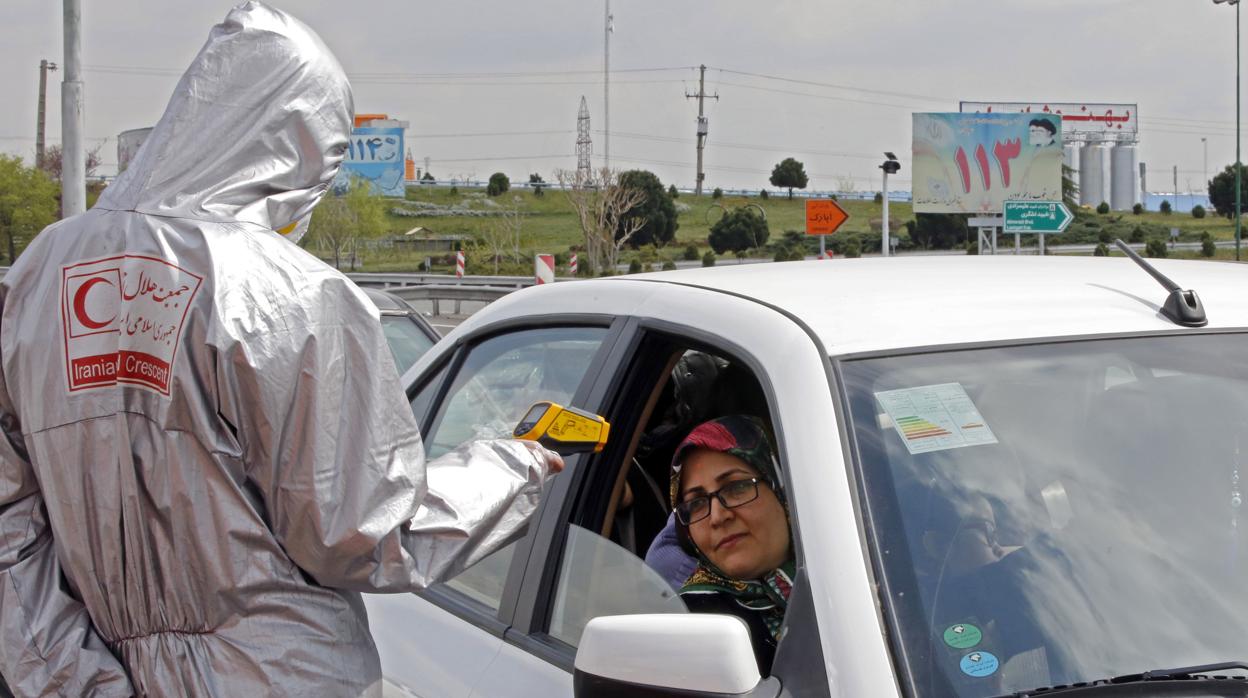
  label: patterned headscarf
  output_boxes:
[670,415,796,641]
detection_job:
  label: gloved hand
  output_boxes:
[517,439,565,475]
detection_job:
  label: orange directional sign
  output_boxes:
[805,199,850,235]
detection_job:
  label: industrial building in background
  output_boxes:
[962,102,1140,210]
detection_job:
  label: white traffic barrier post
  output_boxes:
[535,254,555,285]
[569,253,578,277]
[455,250,465,279]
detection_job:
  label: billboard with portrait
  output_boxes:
[334,126,405,197]
[912,112,1063,214]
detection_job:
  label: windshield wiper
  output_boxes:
[1001,661,1248,697]
[1111,661,1248,683]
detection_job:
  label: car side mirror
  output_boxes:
[573,614,782,697]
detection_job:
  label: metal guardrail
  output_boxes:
[347,272,537,289]
[386,284,517,316]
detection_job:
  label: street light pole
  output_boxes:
[1217,0,1242,259]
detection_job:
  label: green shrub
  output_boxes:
[701,250,716,267]
[759,189,769,200]
[1132,203,1144,215]
[874,192,884,205]
[449,185,459,196]
[487,172,510,196]
[682,243,700,261]
[1160,200,1172,215]
[1129,226,1146,243]
[843,237,862,258]
[1192,205,1207,219]
[1202,238,1217,257]
[1097,229,1113,244]
[1093,243,1109,256]
[668,184,679,198]
[1097,202,1110,215]
[1144,239,1168,258]
[712,187,723,200]
[628,259,643,274]
[661,260,677,271]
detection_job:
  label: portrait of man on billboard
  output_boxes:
[1029,117,1059,148]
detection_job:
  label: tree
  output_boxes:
[39,143,103,181]
[1093,243,1109,256]
[668,184,679,198]
[420,171,435,183]
[475,196,526,275]
[1062,164,1080,209]
[308,176,384,270]
[555,167,648,275]
[529,173,545,197]
[708,207,769,254]
[617,170,678,249]
[1132,203,1144,215]
[1160,200,1172,215]
[1192,204,1206,219]
[769,157,808,199]
[712,187,723,200]
[0,155,58,263]
[1096,202,1110,215]
[905,214,968,250]
[487,172,510,196]
[1145,239,1168,258]
[1208,163,1248,219]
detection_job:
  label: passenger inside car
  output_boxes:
[667,415,795,674]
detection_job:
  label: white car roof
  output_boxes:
[617,257,1248,356]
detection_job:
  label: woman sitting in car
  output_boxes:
[668,415,795,673]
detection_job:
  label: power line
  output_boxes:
[713,67,949,104]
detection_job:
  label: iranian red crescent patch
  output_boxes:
[60,255,203,396]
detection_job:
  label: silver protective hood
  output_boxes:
[0,3,553,696]
[97,1,352,239]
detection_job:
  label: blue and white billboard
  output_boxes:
[335,126,405,197]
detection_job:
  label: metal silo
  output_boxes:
[1080,141,1111,207]
[117,127,152,174]
[1110,142,1139,211]
[1063,143,1080,196]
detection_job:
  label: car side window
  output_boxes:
[543,342,776,650]
[424,327,608,459]
[421,326,609,610]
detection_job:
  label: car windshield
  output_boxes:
[841,333,1248,698]
[380,314,437,375]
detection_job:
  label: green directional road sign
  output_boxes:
[1003,201,1074,234]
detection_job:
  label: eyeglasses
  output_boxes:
[675,477,761,525]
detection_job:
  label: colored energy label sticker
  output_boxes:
[960,651,999,678]
[943,623,982,649]
[874,383,998,455]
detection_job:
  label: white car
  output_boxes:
[368,254,1248,698]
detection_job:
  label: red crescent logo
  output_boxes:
[73,277,115,330]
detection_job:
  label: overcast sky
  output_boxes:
[0,0,1235,193]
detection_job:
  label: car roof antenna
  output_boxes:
[1113,239,1207,327]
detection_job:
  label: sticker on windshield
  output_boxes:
[943,623,982,649]
[875,383,998,455]
[959,651,999,678]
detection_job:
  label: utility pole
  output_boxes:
[603,0,611,170]
[62,0,86,217]
[685,65,718,196]
[1174,165,1179,210]
[36,59,58,170]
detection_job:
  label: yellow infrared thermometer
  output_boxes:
[514,402,610,456]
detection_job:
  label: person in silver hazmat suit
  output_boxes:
[0,3,563,695]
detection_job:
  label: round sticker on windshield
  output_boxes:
[959,651,999,678]
[943,623,982,649]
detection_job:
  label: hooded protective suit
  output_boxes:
[0,4,553,696]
